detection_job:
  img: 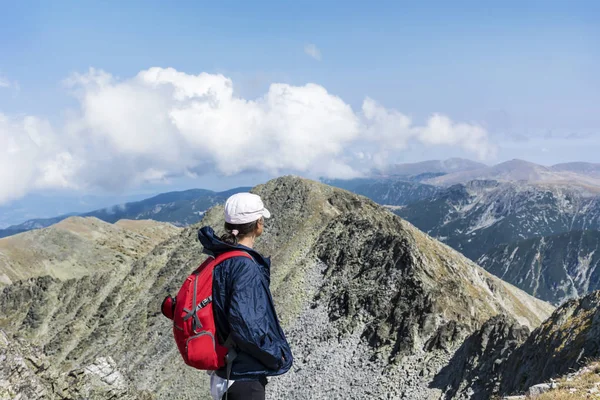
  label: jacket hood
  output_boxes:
[197,226,271,268]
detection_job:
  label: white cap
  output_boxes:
[224,193,271,225]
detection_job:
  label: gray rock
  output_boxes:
[500,290,600,395]
[526,383,552,397]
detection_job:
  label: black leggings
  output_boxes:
[221,378,267,400]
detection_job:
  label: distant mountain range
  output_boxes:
[4,157,600,305]
[371,158,600,190]
[552,161,600,178]
[375,158,487,177]
[0,192,151,229]
[425,159,600,189]
[322,178,439,206]
[0,187,249,239]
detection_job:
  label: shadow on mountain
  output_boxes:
[430,315,530,399]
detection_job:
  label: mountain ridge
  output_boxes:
[0,216,180,286]
[0,176,553,399]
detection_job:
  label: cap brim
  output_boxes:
[262,208,271,219]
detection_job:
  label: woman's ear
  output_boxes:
[256,217,264,235]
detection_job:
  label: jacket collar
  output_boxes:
[197,226,271,268]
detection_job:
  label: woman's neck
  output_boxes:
[238,236,255,248]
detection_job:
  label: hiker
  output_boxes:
[198,193,294,400]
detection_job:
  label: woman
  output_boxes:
[198,192,293,400]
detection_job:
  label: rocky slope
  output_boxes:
[433,290,600,399]
[478,230,600,304]
[397,180,600,261]
[0,329,150,399]
[499,289,600,395]
[0,176,553,400]
[212,177,552,399]
[0,216,179,286]
[517,362,600,399]
[431,315,531,399]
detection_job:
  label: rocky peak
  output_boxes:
[0,176,554,399]
[201,176,553,398]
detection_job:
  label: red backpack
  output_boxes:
[161,250,252,369]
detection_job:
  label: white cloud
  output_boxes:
[0,113,78,204]
[0,75,20,95]
[0,76,11,88]
[0,67,495,204]
[304,44,322,61]
[360,98,496,164]
[64,67,360,184]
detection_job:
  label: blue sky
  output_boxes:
[2,0,597,123]
[0,0,599,221]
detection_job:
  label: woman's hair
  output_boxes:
[220,219,260,245]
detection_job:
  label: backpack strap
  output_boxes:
[210,251,254,321]
[213,250,253,265]
[183,251,254,332]
[211,251,252,343]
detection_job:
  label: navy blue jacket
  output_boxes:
[198,226,293,381]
